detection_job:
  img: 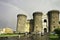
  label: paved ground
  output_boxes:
[41,34,49,40]
[20,33,49,40]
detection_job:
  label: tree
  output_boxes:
[54,28,60,34]
[54,28,60,38]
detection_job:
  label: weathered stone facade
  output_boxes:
[17,10,60,33]
[33,12,42,33]
[42,14,48,33]
[47,10,60,32]
[17,14,27,33]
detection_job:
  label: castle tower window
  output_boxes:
[53,21,55,23]
[54,26,55,28]
[44,19,47,22]
[44,28,47,33]
[59,21,60,24]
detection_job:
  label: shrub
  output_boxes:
[54,28,60,34]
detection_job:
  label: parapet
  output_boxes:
[33,12,43,16]
[48,10,59,13]
[47,10,60,16]
[17,14,27,17]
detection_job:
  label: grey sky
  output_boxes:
[0,0,60,30]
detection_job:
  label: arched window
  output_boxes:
[44,28,47,33]
[44,19,47,22]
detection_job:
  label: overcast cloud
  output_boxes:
[0,0,60,30]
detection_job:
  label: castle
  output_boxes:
[16,10,60,34]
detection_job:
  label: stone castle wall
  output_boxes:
[33,12,43,33]
[47,10,59,32]
[17,10,60,33]
[17,14,27,33]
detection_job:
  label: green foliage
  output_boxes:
[54,28,60,39]
[49,34,58,38]
[49,34,59,40]
[0,33,19,37]
[54,28,60,34]
[49,28,60,40]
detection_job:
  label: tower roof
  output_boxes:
[48,10,59,13]
[17,14,27,17]
[47,10,59,15]
[33,12,43,16]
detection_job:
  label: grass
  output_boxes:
[0,33,24,37]
[50,38,59,40]
[49,34,58,38]
[0,34,18,37]
[49,34,60,40]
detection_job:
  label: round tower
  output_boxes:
[33,12,43,34]
[47,10,59,32]
[17,14,27,33]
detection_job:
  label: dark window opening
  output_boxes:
[44,19,47,22]
[44,28,47,33]
[59,21,60,24]
[53,21,55,23]
[36,26,38,28]
[54,26,55,28]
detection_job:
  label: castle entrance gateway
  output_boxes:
[44,28,47,34]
